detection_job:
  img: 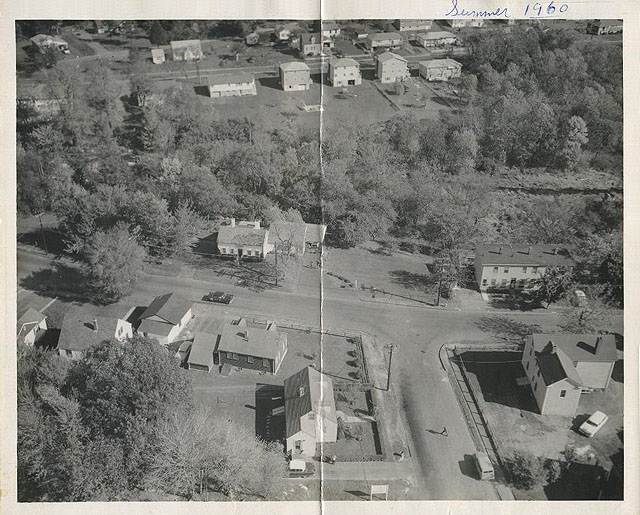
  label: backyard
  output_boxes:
[458,349,624,500]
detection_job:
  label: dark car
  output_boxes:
[202,291,234,304]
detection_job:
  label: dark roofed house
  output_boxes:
[137,293,193,345]
[474,244,575,292]
[58,307,133,359]
[284,366,337,457]
[17,307,47,346]
[217,219,269,260]
[521,333,617,415]
[187,329,223,372]
[215,318,287,374]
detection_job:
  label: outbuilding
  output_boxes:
[151,48,165,64]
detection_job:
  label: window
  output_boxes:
[560,390,567,398]
[493,266,499,273]
[526,361,529,370]
[246,250,252,256]
[532,267,538,273]
[228,352,239,360]
[501,279,507,286]
[65,349,72,357]
[490,279,496,286]
[482,279,487,286]
[518,279,525,288]
[263,359,269,367]
[522,266,528,273]
[295,440,302,450]
[247,356,254,364]
[504,267,509,273]
[221,247,226,254]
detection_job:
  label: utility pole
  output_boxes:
[274,242,278,286]
[34,212,48,254]
[385,344,395,391]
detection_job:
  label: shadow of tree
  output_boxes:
[18,228,67,256]
[19,262,95,304]
[389,270,437,290]
[475,316,541,344]
[487,291,542,311]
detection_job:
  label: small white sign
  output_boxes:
[370,484,388,501]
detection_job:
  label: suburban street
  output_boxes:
[18,244,620,500]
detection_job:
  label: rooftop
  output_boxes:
[170,39,202,49]
[331,57,360,68]
[531,334,617,364]
[284,366,337,438]
[218,224,268,246]
[421,58,462,69]
[216,318,286,360]
[280,61,310,72]
[475,244,575,267]
[208,72,254,86]
[188,330,222,367]
[368,32,402,41]
[536,345,583,387]
[17,307,47,341]
[57,307,123,352]
[139,293,192,326]
[418,31,456,40]
[377,51,407,63]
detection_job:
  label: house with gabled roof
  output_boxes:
[205,72,257,97]
[187,327,223,372]
[416,31,457,48]
[394,19,433,32]
[284,366,338,457]
[57,307,133,359]
[419,58,462,81]
[17,307,47,346]
[279,61,311,91]
[376,51,409,83]
[170,39,203,61]
[366,32,403,50]
[137,293,193,345]
[214,318,288,374]
[299,32,334,57]
[217,219,269,260]
[267,221,327,255]
[328,58,361,87]
[521,334,617,415]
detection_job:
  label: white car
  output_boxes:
[578,411,609,437]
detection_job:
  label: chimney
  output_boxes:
[298,386,305,398]
[93,318,99,332]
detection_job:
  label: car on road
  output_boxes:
[578,411,609,437]
[202,291,234,304]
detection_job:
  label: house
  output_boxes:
[328,58,362,87]
[284,366,338,457]
[279,62,311,91]
[394,19,433,32]
[151,48,165,64]
[299,32,334,56]
[366,32,403,50]
[474,244,575,292]
[521,334,617,415]
[376,51,409,83]
[321,21,341,38]
[57,307,133,359]
[137,293,193,345]
[187,329,223,372]
[447,19,485,29]
[92,21,109,34]
[30,34,69,54]
[217,219,269,260]
[416,31,457,48]
[586,19,623,35]
[170,39,203,61]
[215,318,288,374]
[245,32,260,45]
[17,307,47,346]
[205,72,257,97]
[267,221,326,255]
[275,25,292,41]
[418,59,462,81]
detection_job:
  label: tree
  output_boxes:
[532,266,574,308]
[84,223,146,303]
[559,115,588,171]
[560,304,616,334]
[504,450,560,490]
[34,46,58,69]
[149,20,170,46]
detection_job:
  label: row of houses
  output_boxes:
[217,218,326,259]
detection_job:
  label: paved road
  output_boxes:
[15,246,622,499]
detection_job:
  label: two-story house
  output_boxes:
[299,32,334,57]
[419,59,462,81]
[474,244,575,292]
[376,51,409,83]
[521,334,617,415]
[279,61,311,91]
[416,31,457,48]
[285,366,338,457]
[328,58,362,87]
[137,292,193,346]
[366,32,403,51]
[394,19,433,32]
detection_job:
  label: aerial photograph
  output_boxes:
[15,18,623,502]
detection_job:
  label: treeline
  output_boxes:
[17,337,286,501]
[16,26,622,304]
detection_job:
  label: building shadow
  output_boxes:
[255,383,285,443]
[458,351,538,413]
[544,461,606,500]
[257,76,282,91]
[475,315,541,344]
[612,359,623,383]
[345,490,369,500]
[458,453,478,479]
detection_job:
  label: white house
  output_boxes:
[376,51,409,83]
[217,219,269,260]
[366,32,403,50]
[170,39,203,61]
[321,22,341,38]
[416,31,457,48]
[137,293,193,346]
[58,307,133,359]
[30,34,69,54]
[206,72,257,97]
[17,307,47,346]
[151,48,165,64]
[418,59,462,81]
[394,19,433,32]
[328,58,362,87]
[285,366,338,457]
[521,334,617,415]
[279,61,311,91]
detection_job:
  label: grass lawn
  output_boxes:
[324,241,437,302]
[459,349,624,499]
[283,478,413,501]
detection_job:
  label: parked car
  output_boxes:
[578,411,609,437]
[473,452,495,480]
[202,291,234,304]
